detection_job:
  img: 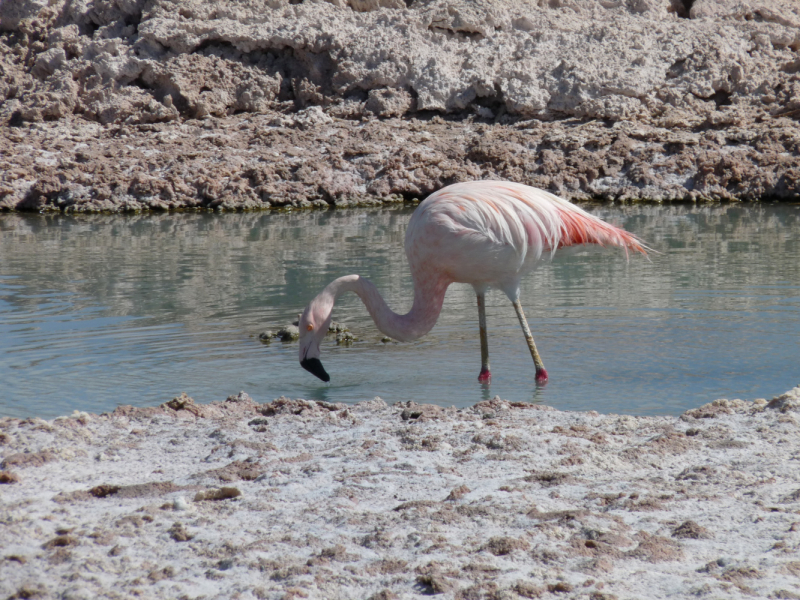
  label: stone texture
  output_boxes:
[1,0,800,209]
[2,387,800,598]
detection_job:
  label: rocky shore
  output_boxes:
[2,387,800,599]
[3,0,800,211]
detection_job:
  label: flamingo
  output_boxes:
[298,180,646,384]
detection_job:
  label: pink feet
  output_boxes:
[478,368,491,383]
[535,368,549,385]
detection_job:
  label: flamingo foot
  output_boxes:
[535,368,548,384]
[478,368,491,383]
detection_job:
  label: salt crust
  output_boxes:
[2,387,800,599]
[2,0,800,209]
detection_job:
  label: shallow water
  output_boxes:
[1,203,798,419]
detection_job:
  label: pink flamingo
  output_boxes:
[299,180,646,384]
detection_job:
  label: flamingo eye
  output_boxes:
[307,324,314,331]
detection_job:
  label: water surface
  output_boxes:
[1,204,798,418]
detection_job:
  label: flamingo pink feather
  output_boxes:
[298,180,646,382]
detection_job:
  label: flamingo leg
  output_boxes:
[512,299,549,384]
[477,292,491,382]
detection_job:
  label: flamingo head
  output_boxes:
[298,297,333,382]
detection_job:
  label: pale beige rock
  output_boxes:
[691,0,800,28]
[4,0,798,122]
[0,0,50,31]
[365,88,415,117]
[1,0,799,207]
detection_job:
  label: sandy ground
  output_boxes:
[2,387,800,600]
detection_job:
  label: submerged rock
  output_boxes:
[258,331,275,343]
[335,331,357,345]
[276,325,300,342]
[328,321,349,334]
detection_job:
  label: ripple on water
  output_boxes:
[0,204,799,418]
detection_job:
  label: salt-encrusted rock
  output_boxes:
[5,0,799,122]
[335,330,356,345]
[161,392,203,416]
[398,401,446,421]
[0,0,50,31]
[672,520,713,540]
[1,450,55,470]
[2,0,800,209]
[194,486,241,501]
[328,321,349,333]
[365,88,415,118]
[276,325,300,341]
[2,386,800,598]
[225,391,254,404]
[0,470,20,483]
[167,522,194,541]
[766,385,800,413]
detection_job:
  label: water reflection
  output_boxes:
[1,204,798,418]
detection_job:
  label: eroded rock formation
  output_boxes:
[2,0,799,210]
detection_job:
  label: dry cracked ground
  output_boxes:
[2,388,800,599]
[2,0,800,211]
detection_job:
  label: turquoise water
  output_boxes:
[1,204,798,419]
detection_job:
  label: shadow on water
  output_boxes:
[1,203,799,418]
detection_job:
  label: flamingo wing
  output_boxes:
[406,181,646,292]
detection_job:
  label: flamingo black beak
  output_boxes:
[301,357,330,382]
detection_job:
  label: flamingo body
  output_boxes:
[298,180,645,383]
[404,180,644,299]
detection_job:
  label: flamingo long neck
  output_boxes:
[324,274,449,343]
